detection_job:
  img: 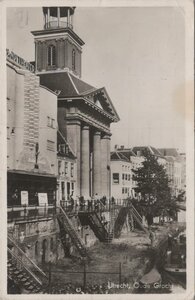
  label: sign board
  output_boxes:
[6,48,35,73]
[38,193,48,206]
[21,191,28,206]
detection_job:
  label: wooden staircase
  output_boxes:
[56,206,88,258]
[78,211,113,243]
[7,236,48,294]
[112,203,149,238]
[114,207,129,238]
[130,205,149,234]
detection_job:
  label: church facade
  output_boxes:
[32,7,120,199]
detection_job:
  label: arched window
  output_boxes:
[72,49,75,70]
[48,45,56,66]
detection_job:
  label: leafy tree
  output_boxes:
[132,149,177,225]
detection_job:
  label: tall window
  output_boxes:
[65,162,68,175]
[48,45,56,66]
[71,163,74,177]
[113,173,119,184]
[58,160,62,175]
[72,49,76,70]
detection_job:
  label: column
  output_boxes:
[42,41,47,71]
[67,8,70,27]
[101,134,111,198]
[57,7,60,27]
[71,13,74,28]
[66,120,81,196]
[81,125,90,199]
[107,134,111,198]
[93,131,101,196]
[48,8,50,27]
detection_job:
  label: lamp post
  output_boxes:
[34,142,40,169]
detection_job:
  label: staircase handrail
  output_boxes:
[57,206,86,248]
[8,235,47,279]
[131,211,149,234]
[8,247,43,286]
[131,205,142,222]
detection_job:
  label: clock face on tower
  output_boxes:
[31,7,84,77]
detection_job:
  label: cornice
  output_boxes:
[58,97,117,122]
[66,111,111,135]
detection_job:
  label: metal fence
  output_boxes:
[45,261,122,292]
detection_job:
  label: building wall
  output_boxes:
[7,61,57,175]
[57,156,77,204]
[7,63,25,170]
[39,86,57,175]
[111,160,134,199]
[35,36,81,77]
[8,214,98,265]
[173,160,182,196]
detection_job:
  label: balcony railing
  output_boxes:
[44,21,73,30]
[7,204,56,223]
[7,199,135,223]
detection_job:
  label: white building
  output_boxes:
[57,130,77,205]
[110,149,136,199]
[158,148,183,196]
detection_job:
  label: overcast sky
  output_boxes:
[7,6,186,152]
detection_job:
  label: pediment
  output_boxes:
[81,87,120,121]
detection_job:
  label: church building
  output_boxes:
[31,7,120,199]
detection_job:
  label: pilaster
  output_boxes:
[93,131,101,196]
[81,125,90,198]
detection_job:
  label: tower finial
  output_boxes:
[42,7,75,30]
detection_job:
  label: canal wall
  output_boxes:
[135,222,186,289]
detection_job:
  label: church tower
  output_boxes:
[31,7,84,77]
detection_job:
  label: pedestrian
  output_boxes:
[149,227,155,247]
[167,233,173,249]
[70,195,74,211]
[79,196,85,210]
[88,198,92,211]
[111,196,115,205]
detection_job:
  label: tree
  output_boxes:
[132,149,176,225]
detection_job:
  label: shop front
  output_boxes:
[7,170,57,207]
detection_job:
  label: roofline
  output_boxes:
[40,84,59,96]
[57,129,77,158]
[67,72,79,95]
[7,169,57,178]
[58,96,119,122]
[31,27,85,46]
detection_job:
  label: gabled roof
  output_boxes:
[158,148,179,157]
[150,146,162,156]
[132,146,163,157]
[116,149,136,160]
[39,72,97,98]
[39,72,79,97]
[57,130,76,159]
[111,151,129,162]
[165,156,175,163]
[39,71,120,121]
[69,73,96,95]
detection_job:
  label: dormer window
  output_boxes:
[72,49,75,70]
[48,45,56,66]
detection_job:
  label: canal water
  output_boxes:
[135,228,186,294]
